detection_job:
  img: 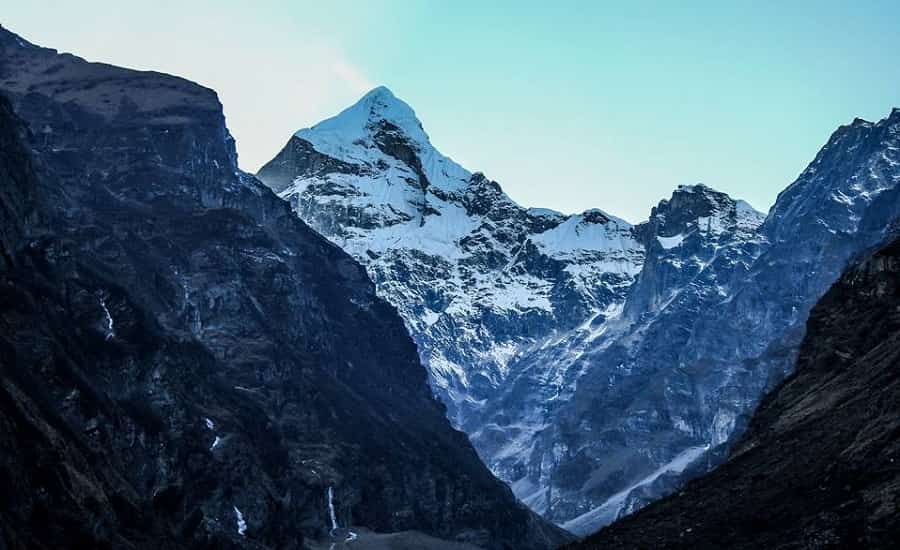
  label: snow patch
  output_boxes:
[711,409,736,446]
[326,486,339,534]
[561,445,709,535]
[532,212,639,269]
[98,296,115,340]
[233,506,247,536]
[657,233,685,249]
[527,207,565,219]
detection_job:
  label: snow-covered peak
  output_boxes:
[261,87,648,429]
[296,85,428,150]
[531,208,642,273]
[292,86,472,193]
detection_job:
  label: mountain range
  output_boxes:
[258,86,900,534]
[2,22,900,549]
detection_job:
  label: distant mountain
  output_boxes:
[570,235,900,549]
[260,86,900,534]
[0,26,567,550]
[489,107,900,535]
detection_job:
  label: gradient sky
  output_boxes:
[5,1,900,222]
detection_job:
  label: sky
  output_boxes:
[5,1,900,222]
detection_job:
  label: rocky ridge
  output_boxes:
[0,26,567,550]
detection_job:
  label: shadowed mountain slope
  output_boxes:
[0,25,567,550]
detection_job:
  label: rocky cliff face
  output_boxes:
[523,109,900,535]
[0,27,567,550]
[484,184,767,533]
[571,235,900,549]
[260,85,900,535]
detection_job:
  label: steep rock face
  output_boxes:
[572,236,900,549]
[534,110,900,535]
[257,87,644,426]
[485,184,766,533]
[0,27,567,550]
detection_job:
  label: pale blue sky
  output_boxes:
[5,1,900,221]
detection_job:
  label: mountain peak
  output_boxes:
[277,85,476,196]
[645,182,763,238]
[298,85,425,140]
[889,107,900,122]
[360,84,398,101]
[293,85,437,168]
[672,182,739,203]
[674,182,717,195]
[665,183,733,212]
[354,85,413,121]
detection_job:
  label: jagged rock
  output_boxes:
[492,184,767,533]
[570,235,900,549]
[532,110,900,535]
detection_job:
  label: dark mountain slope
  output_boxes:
[0,26,566,550]
[569,235,900,549]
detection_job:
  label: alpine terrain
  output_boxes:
[0,26,568,550]
[259,87,900,534]
[571,234,900,549]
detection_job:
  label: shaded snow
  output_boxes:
[327,486,339,533]
[561,445,709,535]
[233,506,247,536]
[98,297,115,340]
